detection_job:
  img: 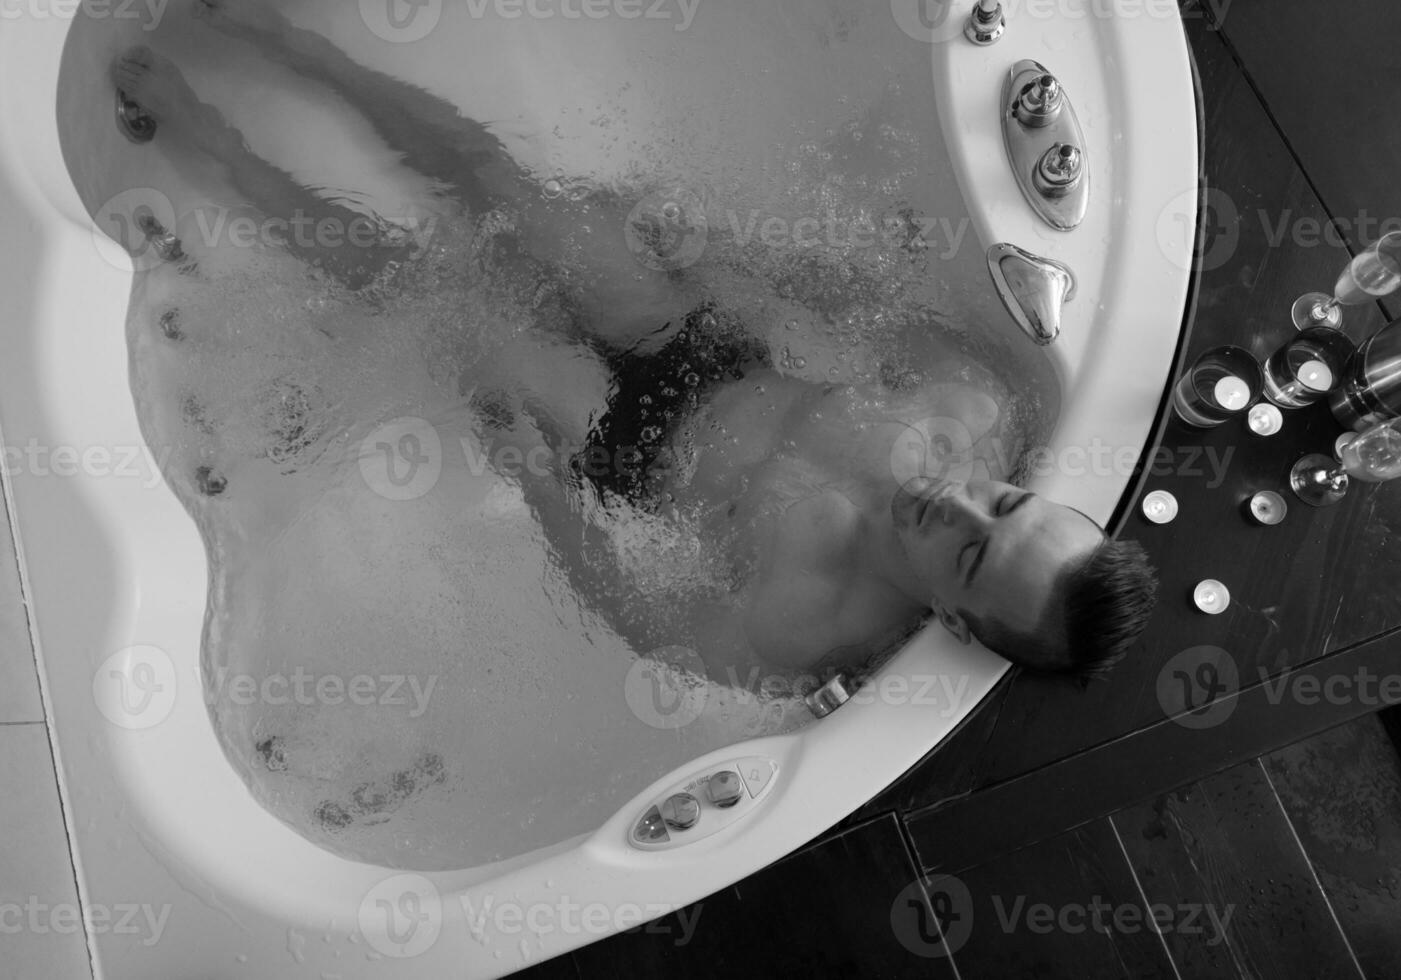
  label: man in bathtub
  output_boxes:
[110,2,1158,683]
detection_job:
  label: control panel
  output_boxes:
[630,756,779,850]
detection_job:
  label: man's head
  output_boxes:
[889,477,1158,676]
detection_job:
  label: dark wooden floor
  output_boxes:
[516,2,1401,976]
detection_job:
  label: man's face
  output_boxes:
[890,476,1104,647]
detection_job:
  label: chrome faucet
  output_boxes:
[1002,61,1090,231]
[986,243,1076,346]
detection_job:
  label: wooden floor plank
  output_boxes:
[1263,714,1401,980]
[1115,759,1363,980]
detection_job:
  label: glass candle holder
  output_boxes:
[1261,326,1354,409]
[1171,346,1262,428]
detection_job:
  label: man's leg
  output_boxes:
[193,0,697,346]
[111,46,410,289]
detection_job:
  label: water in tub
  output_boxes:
[61,0,1059,868]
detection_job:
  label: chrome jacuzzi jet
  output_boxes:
[135,211,186,264]
[805,673,857,718]
[115,89,156,144]
[964,0,1005,45]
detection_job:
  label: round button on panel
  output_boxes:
[707,770,744,808]
[660,793,701,831]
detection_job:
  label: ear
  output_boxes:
[930,597,972,645]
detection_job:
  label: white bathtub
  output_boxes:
[0,1,1196,976]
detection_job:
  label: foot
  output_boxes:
[109,46,226,151]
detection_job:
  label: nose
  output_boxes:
[935,484,994,530]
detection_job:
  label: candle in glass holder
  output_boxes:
[1173,347,1262,428]
[1262,326,1353,409]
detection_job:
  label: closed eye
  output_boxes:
[998,491,1034,517]
[957,540,978,576]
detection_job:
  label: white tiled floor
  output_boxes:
[0,488,92,978]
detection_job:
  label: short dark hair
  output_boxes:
[963,537,1158,678]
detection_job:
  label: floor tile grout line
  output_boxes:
[891,811,964,980]
[0,435,99,980]
[1255,758,1368,979]
[1106,814,1185,980]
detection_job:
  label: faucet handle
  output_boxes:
[986,243,1076,346]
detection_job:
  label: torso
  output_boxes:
[667,369,1020,674]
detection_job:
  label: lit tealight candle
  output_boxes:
[1246,491,1287,526]
[1247,403,1283,436]
[1213,374,1250,411]
[1193,579,1231,615]
[1297,359,1334,393]
[1141,490,1178,525]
